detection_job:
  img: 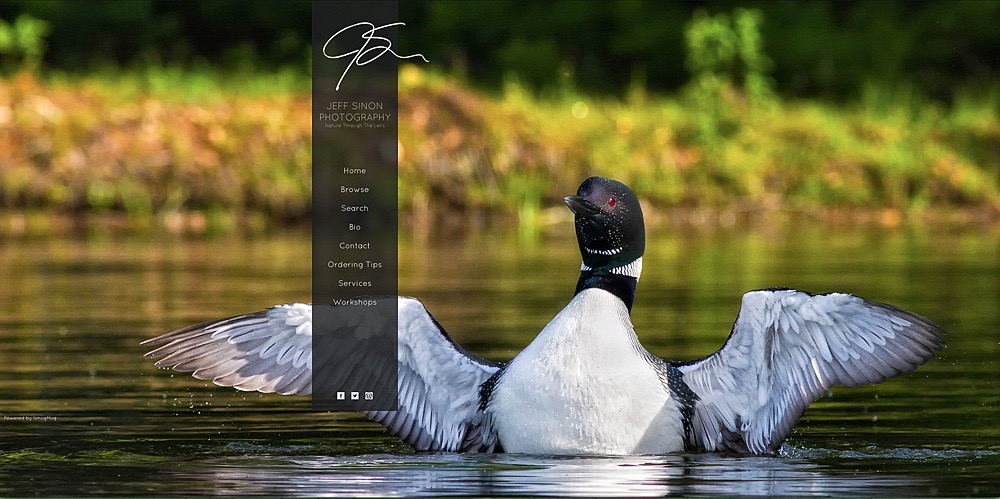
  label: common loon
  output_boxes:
[143,176,944,455]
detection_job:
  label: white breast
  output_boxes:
[488,289,686,455]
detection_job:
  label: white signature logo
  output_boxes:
[323,22,428,91]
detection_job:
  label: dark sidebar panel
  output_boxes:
[312,0,401,411]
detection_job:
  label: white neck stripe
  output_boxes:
[580,257,643,280]
[611,257,642,280]
[584,246,623,256]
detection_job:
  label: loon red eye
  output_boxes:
[607,198,616,207]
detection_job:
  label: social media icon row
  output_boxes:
[335,391,374,400]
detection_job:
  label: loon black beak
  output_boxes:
[564,196,601,217]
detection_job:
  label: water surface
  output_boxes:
[0,224,997,496]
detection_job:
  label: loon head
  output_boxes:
[563,176,645,310]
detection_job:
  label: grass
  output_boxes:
[1,66,999,234]
[398,65,1000,230]
[0,69,311,233]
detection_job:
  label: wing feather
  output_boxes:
[675,289,944,454]
[143,297,502,452]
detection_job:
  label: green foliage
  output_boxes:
[685,9,771,92]
[0,71,310,232]
[2,64,999,232]
[397,66,1000,227]
[4,0,310,74]
[2,1,997,102]
[399,0,1000,102]
[2,0,1000,232]
[0,14,49,72]
[683,9,774,150]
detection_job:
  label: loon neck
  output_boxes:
[574,257,642,312]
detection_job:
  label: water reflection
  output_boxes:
[1,226,998,496]
[159,452,927,497]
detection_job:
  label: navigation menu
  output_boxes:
[311,0,399,412]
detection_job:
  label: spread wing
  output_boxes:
[674,288,944,454]
[142,297,502,452]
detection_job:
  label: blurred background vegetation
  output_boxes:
[1,0,999,233]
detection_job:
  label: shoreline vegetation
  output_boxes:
[2,65,999,235]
